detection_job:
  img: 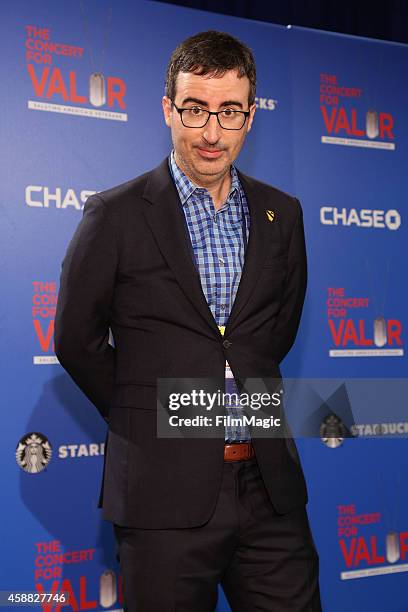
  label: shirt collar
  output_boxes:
[169,150,240,207]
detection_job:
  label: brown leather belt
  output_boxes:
[224,442,255,461]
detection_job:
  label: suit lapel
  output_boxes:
[142,159,281,338]
[225,170,282,334]
[142,158,220,335]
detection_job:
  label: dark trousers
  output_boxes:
[113,457,322,611]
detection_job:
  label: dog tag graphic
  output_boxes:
[90,72,106,107]
[386,531,400,563]
[99,569,117,608]
[80,1,112,108]
[374,316,387,347]
[366,110,379,139]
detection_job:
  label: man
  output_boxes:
[55,30,321,612]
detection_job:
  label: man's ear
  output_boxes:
[162,96,172,128]
[246,103,256,133]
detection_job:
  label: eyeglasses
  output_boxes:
[171,100,250,130]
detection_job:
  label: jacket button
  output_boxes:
[223,340,232,349]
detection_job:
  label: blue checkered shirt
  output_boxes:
[169,151,251,442]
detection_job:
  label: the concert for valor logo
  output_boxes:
[25,6,127,121]
[320,73,395,150]
[338,475,408,579]
[326,264,404,357]
[32,281,58,365]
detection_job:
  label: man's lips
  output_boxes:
[196,147,224,159]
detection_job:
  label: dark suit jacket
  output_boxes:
[54,157,308,528]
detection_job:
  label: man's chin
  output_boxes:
[196,168,230,182]
[193,158,230,177]
[176,152,230,183]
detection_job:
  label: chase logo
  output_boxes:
[320,207,401,231]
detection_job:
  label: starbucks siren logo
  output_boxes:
[16,432,52,473]
[320,414,346,448]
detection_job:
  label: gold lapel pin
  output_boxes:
[266,210,275,222]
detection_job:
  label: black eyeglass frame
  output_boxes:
[170,100,251,130]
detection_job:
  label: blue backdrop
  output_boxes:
[1,1,407,610]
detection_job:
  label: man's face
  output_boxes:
[162,69,256,186]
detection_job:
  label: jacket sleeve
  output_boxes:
[273,198,307,364]
[54,195,118,421]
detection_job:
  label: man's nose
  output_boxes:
[203,113,221,144]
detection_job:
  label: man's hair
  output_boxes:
[165,30,257,106]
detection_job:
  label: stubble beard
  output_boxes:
[174,149,230,187]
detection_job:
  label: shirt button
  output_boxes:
[223,340,232,349]
[220,304,226,311]
[218,256,225,264]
